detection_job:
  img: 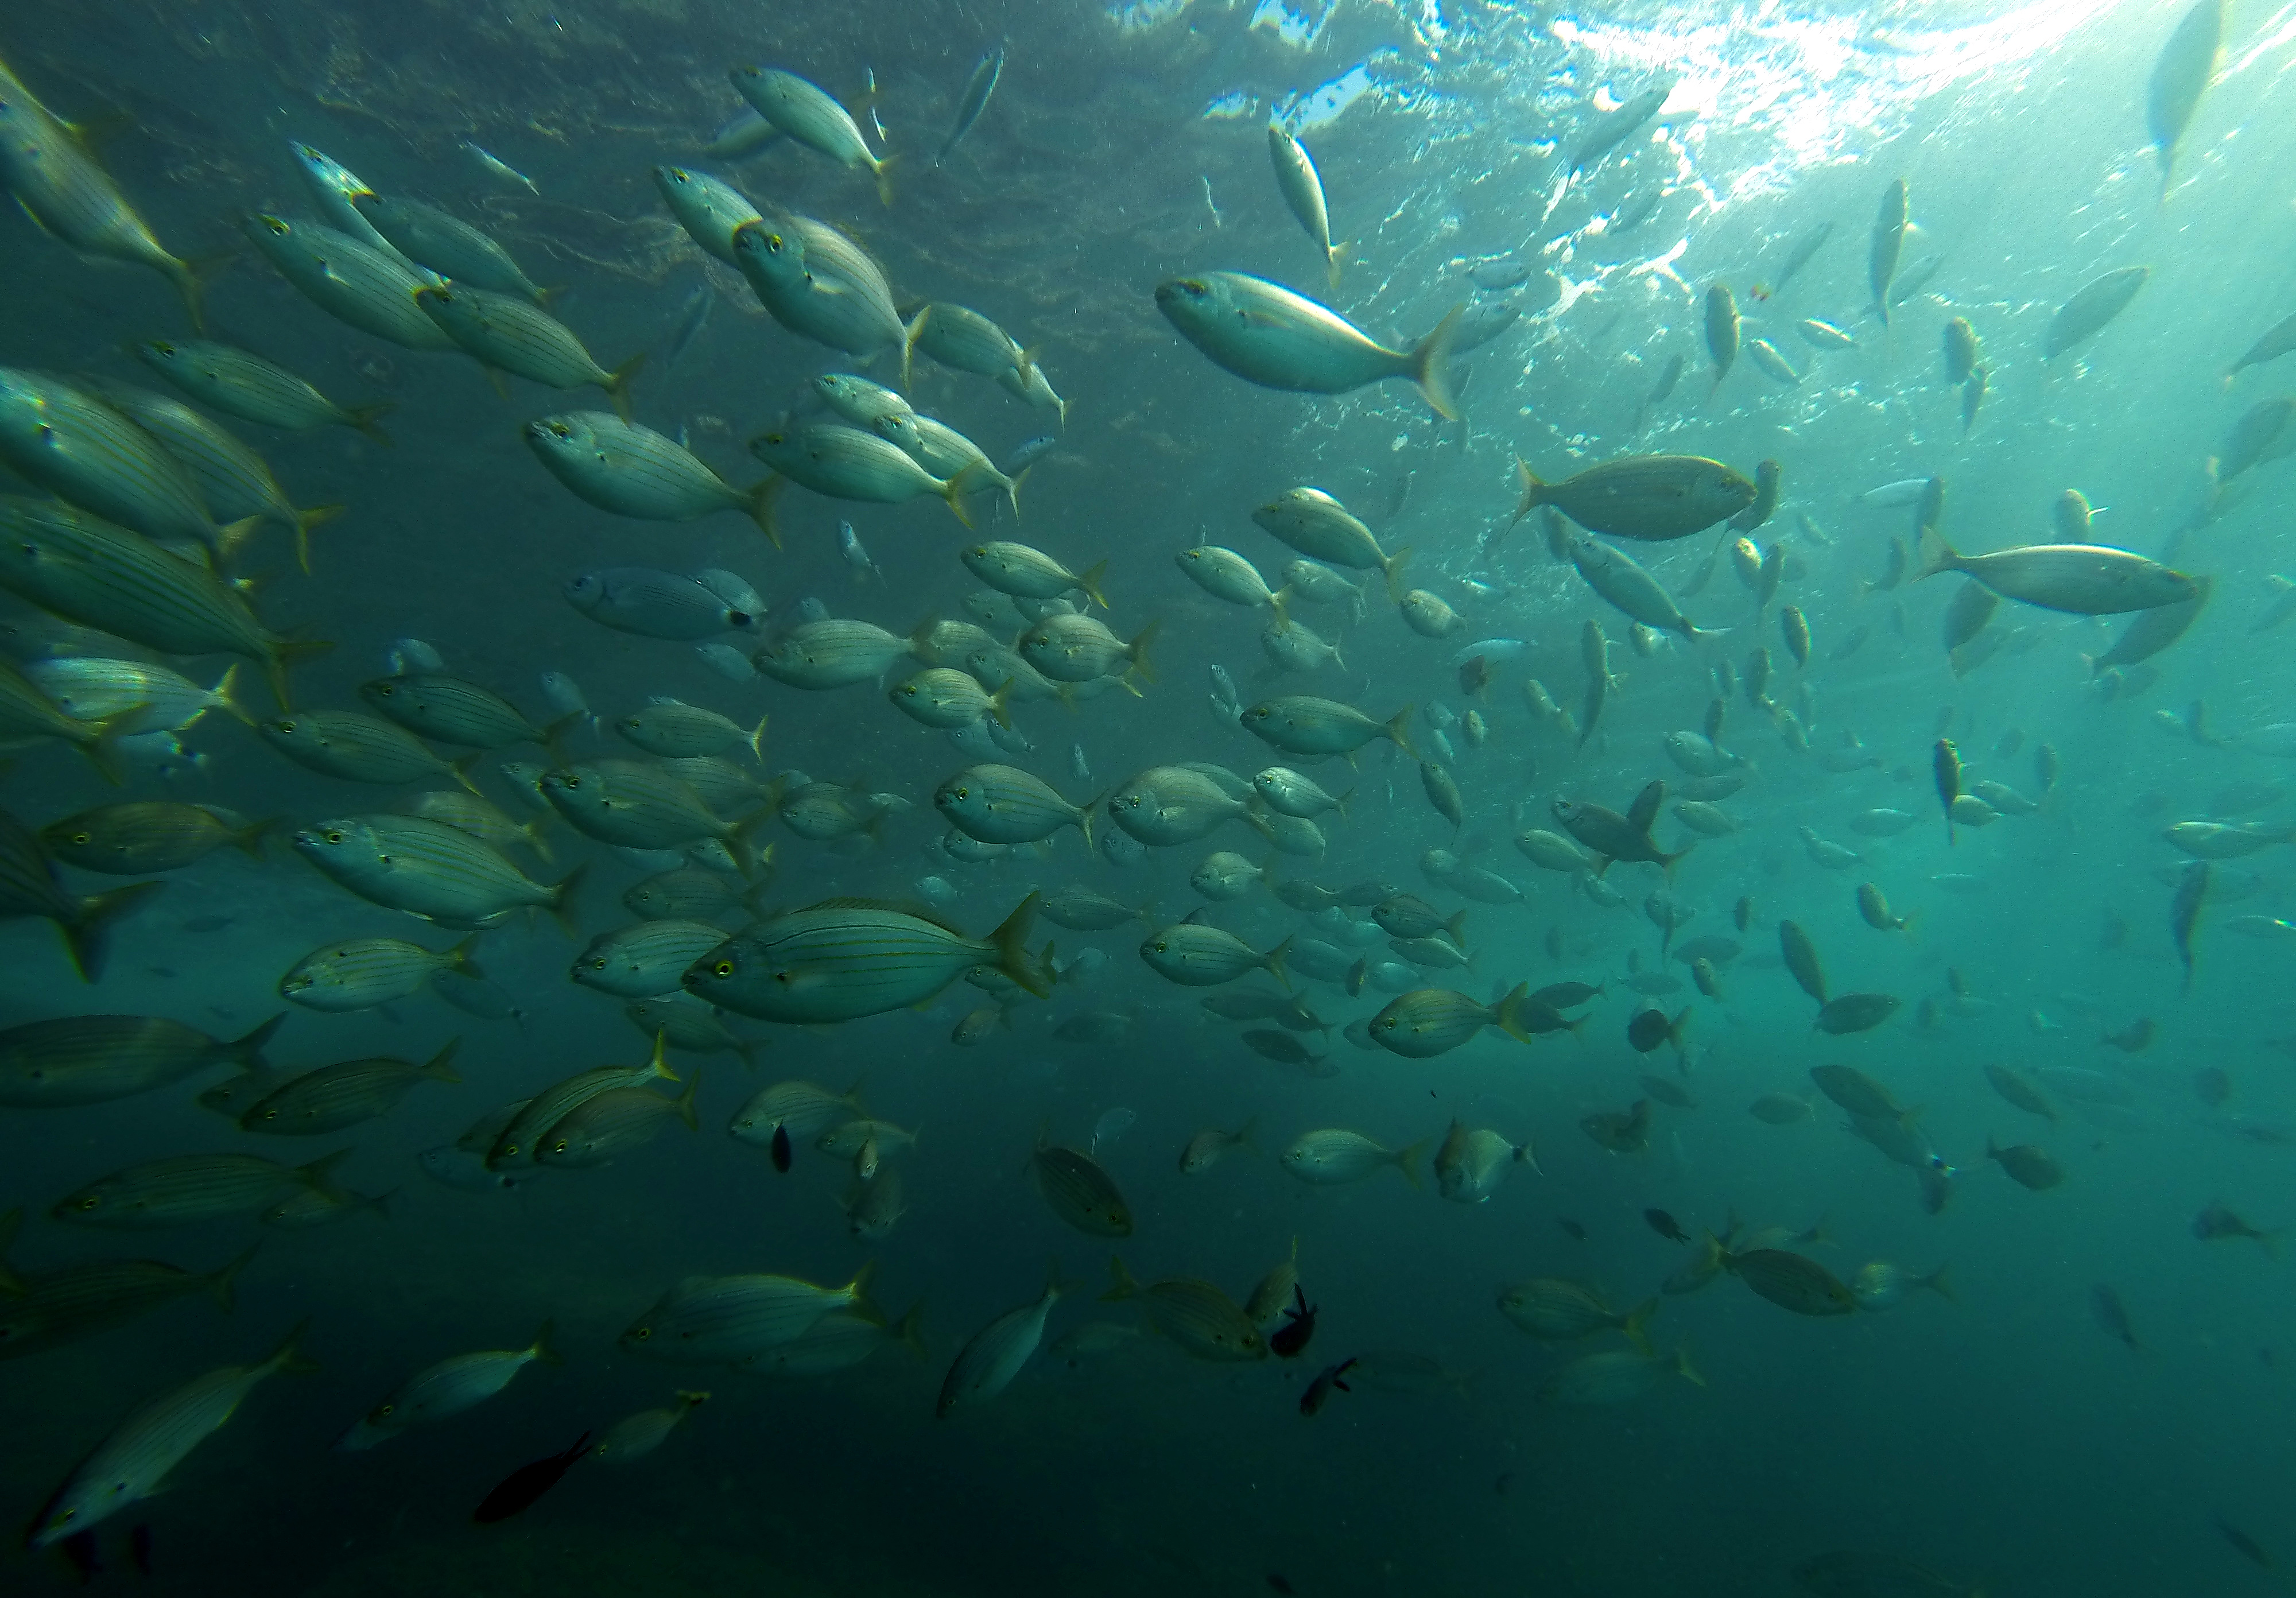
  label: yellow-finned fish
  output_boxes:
[0,370,263,555]
[525,412,775,540]
[134,339,394,443]
[26,656,250,732]
[242,215,458,351]
[534,1070,702,1167]
[53,1149,351,1228]
[1102,1257,1268,1361]
[41,801,269,874]
[731,216,906,357]
[653,165,762,263]
[280,934,483,1011]
[1155,271,1461,420]
[0,655,137,777]
[0,63,216,329]
[1267,124,1345,289]
[748,424,978,530]
[259,710,481,790]
[26,1320,314,1548]
[86,378,343,571]
[352,193,550,303]
[293,812,585,933]
[901,301,1031,390]
[416,283,644,421]
[730,67,894,203]
[684,893,1050,1023]
[620,1264,876,1361]
[336,1321,560,1450]
[239,1039,462,1134]
[0,807,163,983]
[0,1012,282,1108]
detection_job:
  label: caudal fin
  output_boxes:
[1407,304,1465,421]
[292,504,346,575]
[64,879,164,982]
[345,401,395,446]
[1382,704,1421,762]
[604,352,648,424]
[747,476,785,549]
[1393,1135,1430,1191]
[1911,525,1962,584]
[989,891,1052,997]
[1510,457,1548,529]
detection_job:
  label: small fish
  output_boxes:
[474,1431,590,1522]
[462,141,540,194]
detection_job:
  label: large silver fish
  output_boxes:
[1155,273,1461,419]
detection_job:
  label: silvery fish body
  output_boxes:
[730,68,892,201]
[935,764,1095,845]
[1156,272,1460,419]
[337,1324,556,1449]
[566,567,761,638]
[243,215,458,351]
[753,618,922,689]
[417,283,637,413]
[0,370,239,550]
[654,164,762,262]
[684,894,1045,1023]
[940,1271,1067,1417]
[1267,125,1343,289]
[732,217,905,354]
[575,920,733,998]
[133,339,390,440]
[292,813,576,929]
[354,194,547,301]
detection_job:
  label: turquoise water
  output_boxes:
[4,1,2296,1592]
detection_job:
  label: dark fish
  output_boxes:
[1868,179,1907,323]
[1267,1575,1297,1595]
[1457,655,1491,699]
[1644,1208,1688,1243]
[2217,1518,2274,1571]
[1581,1100,1651,1153]
[1270,1285,1316,1359]
[2148,1,2225,193]
[1298,1356,1358,1417]
[1771,220,1832,293]
[1932,738,1960,845]
[769,1124,792,1173]
[1556,1217,1588,1242]
[474,1431,591,1523]
[1816,993,1901,1035]
[130,1523,153,1575]
[661,281,715,377]
[1627,1005,1690,1057]
[2170,860,2208,991]
[2089,1284,2140,1351]
[936,45,1006,165]
[2193,1067,2232,1107]
[2100,1018,2154,1053]
[1778,920,1827,1006]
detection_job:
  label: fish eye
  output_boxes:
[633,1327,650,1340]
[955,786,969,800]
[325,831,343,844]
[75,1197,98,1210]
[550,1140,568,1154]
[263,216,287,234]
[70,832,90,845]
[377,1403,393,1417]
[589,959,607,971]
[152,342,174,356]
[375,684,394,696]
[713,961,735,978]
[277,720,296,732]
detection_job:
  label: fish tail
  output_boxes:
[203,661,257,727]
[1509,457,1550,529]
[1075,558,1112,611]
[1099,1254,1140,1302]
[298,1147,357,1197]
[266,1316,321,1377]
[208,1241,261,1310]
[1327,241,1347,292]
[529,1318,563,1365]
[672,1066,704,1131]
[1077,792,1104,858]
[844,1258,881,1317]
[1673,1345,1706,1387]
[1263,934,1294,992]
[1910,523,1960,583]
[1445,908,1469,945]
[986,679,1015,731]
[1383,704,1421,761]
[64,879,164,983]
[1492,981,1535,1045]
[941,463,982,530]
[1407,302,1465,421]
[228,1011,288,1069]
[547,863,588,938]
[872,152,899,208]
[901,304,931,392]
[1263,583,1292,633]
[445,933,486,982]
[1236,1116,1260,1154]
[1382,545,1414,605]
[747,475,785,549]
[890,1300,929,1359]
[445,750,485,796]
[1126,619,1161,685]
[1620,1298,1659,1355]
[292,503,347,575]
[600,352,647,427]
[644,1031,682,1085]
[172,247,235,336]
[421,1037,463,1084]
[346,401,396,446]
[730,807,777,880]
[745,713,769,765]
[990,890,1052,998]
[1393,1135,1430,1191]
[1005,464,1030,522]
[266,638,336,713]
[1921,1263,1957,1303]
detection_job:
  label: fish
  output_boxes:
[294,813,583,932]
[936,46,1005,165]
[2147,1,2225,194]
[687,894,1048,1022]
[731,67,894,204]
[1251,488,1411,598]
[1914,526,2196,615]
[27,1320,313,1547]
[1031,1137,1133,1236]
[527,413,773,536]
[2193,1202,2281,1254]
[239,1040,462,1134]
[2043,267,2150,359]
[461,141,540,194]
[1156,273,1460,420]
[1179,1119,1258,1174]
[1280,1128,1426,1187]
[473,1432,590,1522]
[939,1265,1073,1415]
[1101,1259,1267,1361]
[1267,125,1344,289]
[1499,1279,1655,1344]
[1985,1138,2064,1191]
[134,339,391,441]
[1868,179,1907,324]
[1723,1247,1856,1315]
[338,1321,560,1449]
[1542,1345,1701,1405]
[1511,456,1755,542]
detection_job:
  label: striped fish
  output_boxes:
[242,215,459,351]
[0,69,214,329]
[0,370,259,553]
[1102,1259,1269,1360]
[40,801,269,874]
[352,193,549,302]
[400,790,553,861]
[336,1321,557,1450]
[52,1149,349,1228]
[0,1240,254,1361]
[0,1012,282,1108]
[488,1037,679,1168]
[1030,1142,1133,1236]
[731,215,905,355]
[684,892,1049,1023]
[729,68,893,202]
[86,379,342,572]
[291,813,584,932]
[653,755,777,813]
[0,806,163,983]
[996,359,1068,423]
[752,617,927,689]
[259,709,480,789]
[539,759,772,866]
[534,1071,701,1166]
[620,1262,875,1362]
[615,700,765,761]
[1140,922,1292,988]
[652,165,762,263]
[625,995,761,1067]
[287,143,420,265]
[26,657,250,731]
[134,338,393,443]
[727,1077,866,1146]
[895,415,1023,517]
[0,498,331,709]
[749,423,976,532]
[0,654,131,774]
[591,1391,709,1461]
[525,412,773,537]
[933,763,1095,846]
[26,1320,312,1547]
[902,301,1030,389]
[938,1266,1070,1416]
[239,1039,461,1134]
[416,283,643,420]
[359,673,565,750]
[279,934,482,1011]
[573,919,730,998]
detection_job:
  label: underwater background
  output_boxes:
[4,0,2296,1593]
